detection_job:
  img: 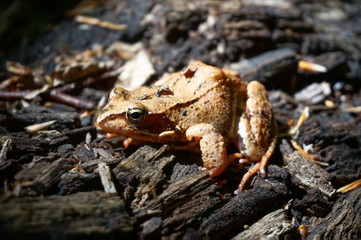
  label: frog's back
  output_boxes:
[162,61,245,140]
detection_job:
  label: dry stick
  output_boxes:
[47,89,94,110]
[0,90,29,100]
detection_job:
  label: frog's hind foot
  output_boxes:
[231,153,263,192]
[238,161,261,192]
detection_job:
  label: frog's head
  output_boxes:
[96,87,175,142]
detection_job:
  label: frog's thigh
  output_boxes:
[241,80,274,158]
[185,124,228,177]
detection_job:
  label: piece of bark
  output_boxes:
[48,126,97,149]
[2,112,81,132]
[324,147,361,187]
[226,48,297,86]
[294,82,331,104]
[113,145,176,200]
[231,209,295,240]
[0,137,11,163]
[200,165,290,239]
[307,187,361,239]
[0,191,135,239]
[57,171,101,195]
[6,136,48,154]
[141,217,163,239]
[14,158,77,195]
[160,185,224,237]
[292,188,331,218]
[98,162,117,193]
[281,140,335,197]
[306,52,347,73]
[138,170,211,215]
[32,158,78,193]
[62,126,97,146]
[80,158,121,173]
[73,142,96,162]
[295,112,361,188]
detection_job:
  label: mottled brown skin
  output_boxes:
[97,61,276,191]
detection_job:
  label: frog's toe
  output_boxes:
[238,162,261,192]
[259,165,267,177]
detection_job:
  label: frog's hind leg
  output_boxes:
[237,136,277,192]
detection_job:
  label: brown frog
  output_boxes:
[96,61,277,191]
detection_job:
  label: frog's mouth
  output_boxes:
[97,112,177,142]
[98,118,160,141]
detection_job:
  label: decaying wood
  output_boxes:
[295,112,361,188]
[1,112,81,132]
[281,140,335,197]
[0,191,135,239]
[227,48,297,84]
[306,52,347,73]
[292,188,331,218]
[98,161,117,193]
[113,145,291,239]
[199,165,290,239]
[232,209,295,240]
[308,187,361,239]
[1,0,361,239]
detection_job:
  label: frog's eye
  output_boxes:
[126,107,147,124]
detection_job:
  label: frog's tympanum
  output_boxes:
[97,61,277,192]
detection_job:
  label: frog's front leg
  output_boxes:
[185,124,229,177]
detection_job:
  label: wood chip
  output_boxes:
[98,162,117,193]
[298,60,327,73]
[75,15,127,31]
[0,138,12,164]
[232,209,294,240]
[25,120,57,135]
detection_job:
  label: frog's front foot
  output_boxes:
[185,124,230,177]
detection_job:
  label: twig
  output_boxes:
[47,89,94,110]
[75,15,127,31]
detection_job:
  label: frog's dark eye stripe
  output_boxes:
[126,107,147,124]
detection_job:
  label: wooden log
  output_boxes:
[0,191,135,239]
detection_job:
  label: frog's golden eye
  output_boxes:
[126,107,147,124]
